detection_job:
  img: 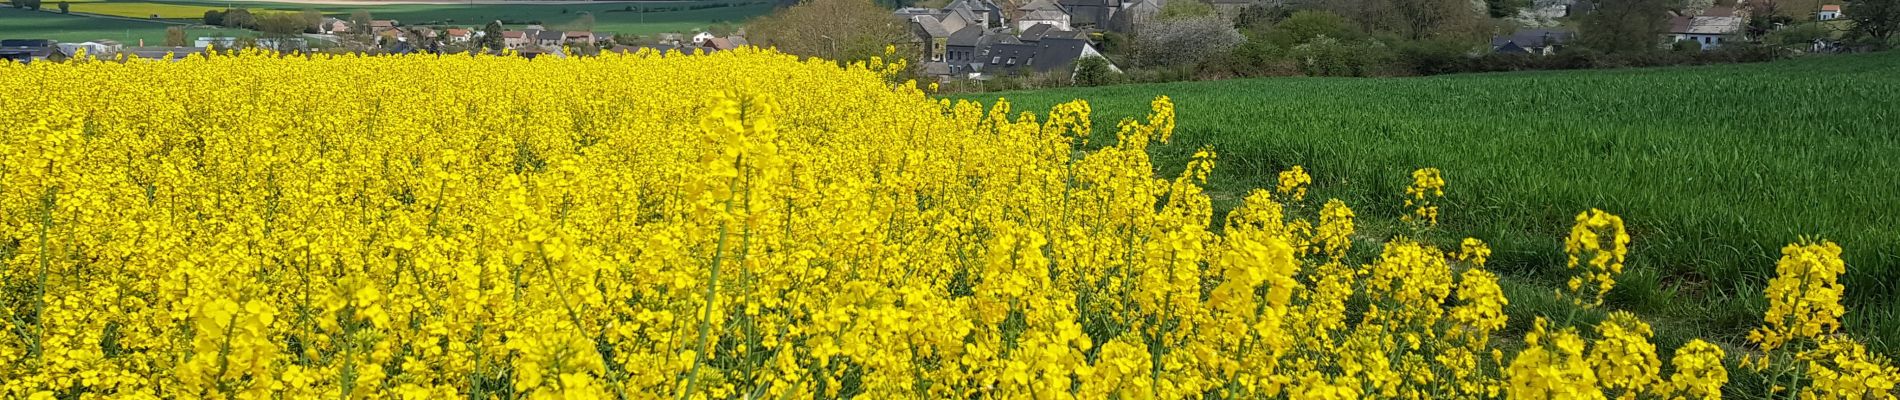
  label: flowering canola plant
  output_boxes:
[1,49,1894,399]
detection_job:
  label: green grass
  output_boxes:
[951,52,1900,356]
[0,7,244,44]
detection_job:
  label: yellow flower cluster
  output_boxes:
[1564,208,1631,308]
[1744,241,1898,400]
[1402,167,1445,229]
[1277,165,1312,202]
[0,49,1892,399]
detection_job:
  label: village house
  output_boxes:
[0,39,59,64]
[1057,0,1119,30]
[1668,15,1743,49]
[57,40,123,57]
[981,25,1115,78]
[122,46,209,60]
[535,30,565,48]
[370,20,400,34]
[319,18,351,34]
[1818,4,1842,20]
[444,29,474,43]
[195,36,238,48]
[911,16,953,62]
[564,31,596,45]
[1016,0,1072,31]
[502,31,530,49]
[1491,29,1573,55]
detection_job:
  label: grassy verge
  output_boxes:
[948,52,1900,355]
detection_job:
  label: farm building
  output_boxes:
[1818,4,1842,20]
[1668,16,1743,50]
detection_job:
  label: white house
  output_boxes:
[1017,0,1072,31]
[57,40,122,57]
[1818,4,1842,20]
[1668,16,1742,50]
[691,32,717,46]
[195,37,238,48]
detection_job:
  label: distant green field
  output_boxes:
[954,53,1900,354]
[147,0,775,34]
[0,7,246,44]
[69,1,228,19]
[5,0,772,42]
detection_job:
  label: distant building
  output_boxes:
[1491,29,1574,55]
[502,31,530,49]
[1016,0,1071,31]
[1668,16,1743,49]
[445,28,474,43]
[370,20,399,33]
[535,30,565,48]
[982,26,1113,77]
[911,16,952,61]
[123,46,209,61]
[57,40,123,57]
[564,31,596,45]
[195,36,238,48]
[0,40,58,64]
[1818,4,1842,20]
[319,18,351,34]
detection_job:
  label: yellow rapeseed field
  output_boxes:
[0,49,1893,399]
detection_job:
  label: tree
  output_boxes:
[166,26,188,47]
[1386,0,1486,40]
[349,10,373,33]
[257,12,309,52]
[203,9,224,26]
[1579,0,1670,53]
[1263,10,1358,47]
[1158,0,1216,20]
[1072,55,1121,86]
[1235,4,1290,32]
[482,21,505,50]
[301,9,324,33]
[1132,15,1245,67]
[223,8,256,29]
[57,1,67,13]
[8,0,20,10]
[745,0,911,62]
[23,0,39,11]
[1846,0,1900,48]
[1486,0,1531,18]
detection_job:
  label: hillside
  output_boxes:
[954,53,1900,354]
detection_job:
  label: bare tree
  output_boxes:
[1133,15,1244,68]
[746,0,911,62]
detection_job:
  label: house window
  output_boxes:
[992,56,1001,63]
[1006,57,1015,65]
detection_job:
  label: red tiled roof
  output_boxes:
[1821,4,1841,11]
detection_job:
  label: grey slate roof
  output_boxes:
[914,16,952,38]
[1020,23,1056,41]
[948,26,986,47]
[984,36,1091,74]
[1490,29,1573,49]
[1671,16,1742,35]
